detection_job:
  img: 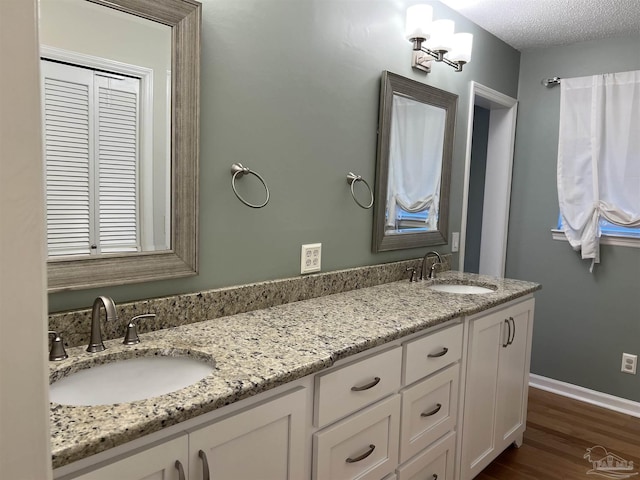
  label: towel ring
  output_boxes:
[347,172,374,209]
[231,163,270,208]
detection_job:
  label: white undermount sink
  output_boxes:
[50,354,215,406]
[427,283,496,295]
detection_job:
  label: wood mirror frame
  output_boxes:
[47,0,200,292]
[372,71,457,252]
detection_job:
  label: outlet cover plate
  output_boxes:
[301,243,321,274]
[621,353,637,375]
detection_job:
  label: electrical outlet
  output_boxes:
[621,353,637,375]
[301,243,321,274]
[452,232,460,252]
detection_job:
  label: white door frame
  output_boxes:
[459,82,518,277]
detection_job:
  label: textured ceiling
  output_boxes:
[439,0,640,51]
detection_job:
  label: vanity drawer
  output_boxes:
[400,364,459,463]
[315,347,402,428]
[396,431,456,480]
[404,323,462,386]
[313,395,400,480]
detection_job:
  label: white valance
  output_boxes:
[557,70,640,270]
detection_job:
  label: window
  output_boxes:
[555,71,640,266]
[393,207,432,232]
[42,59,141,257]
[555,214,640,241]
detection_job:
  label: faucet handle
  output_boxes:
[48,330,68,361]
[123,314,156,345]
[406,266,418,283]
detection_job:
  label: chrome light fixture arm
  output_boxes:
[412,38,466,72]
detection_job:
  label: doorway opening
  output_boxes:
[459,82,518,277]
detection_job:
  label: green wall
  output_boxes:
[507,36,640,402]
[49,0,520,312]
[463,105,489,274]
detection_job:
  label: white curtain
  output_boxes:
[557,70,640,270]
[387,95,445,230]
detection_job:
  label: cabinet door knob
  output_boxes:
[345,444,376,463]
[427,347,448,358]
[351,376,381,392]
[198,450,210,480]
[174,460,186,480]
[420,403,442,417]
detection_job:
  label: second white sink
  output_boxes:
[427,283,495,294]
[50,354,215,406]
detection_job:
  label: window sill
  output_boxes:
[551,229,640,248]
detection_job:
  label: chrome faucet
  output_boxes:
[421,251,443,280]
[87,296,117,353]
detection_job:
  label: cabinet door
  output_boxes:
[188,387,307,480]
[70,435,188,480]
[495,301,534,447]
[461,298,534,480]
[460,310,503,479]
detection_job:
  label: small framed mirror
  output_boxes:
[372,71,457,252]
[41,0,200,292]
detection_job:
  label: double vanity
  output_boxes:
[50,269,540,480]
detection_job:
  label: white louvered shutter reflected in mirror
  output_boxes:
[42,60,141,257]
[96,75,139,254]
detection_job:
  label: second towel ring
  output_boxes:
[347,172,374,209]
[231,163,270,208]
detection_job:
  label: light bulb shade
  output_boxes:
[446,33,473,63]
[405,4,432,41]
[426,19,454,52]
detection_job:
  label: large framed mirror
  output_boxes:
[40,0,200,292]
[372,71,457,252]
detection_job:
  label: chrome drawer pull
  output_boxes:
[199,450,210,480]
[346,444,376,463]
[421,403,442,417]
[433,475,438,480]
[427,347,448,358]
[351,376,381,392]
[175,460,186,480]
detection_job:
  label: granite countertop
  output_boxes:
[50,271,540,469]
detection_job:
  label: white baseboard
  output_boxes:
[529,374,640,418]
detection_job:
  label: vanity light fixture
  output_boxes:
[405,4,473,73]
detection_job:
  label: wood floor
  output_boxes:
[475,387,640,480]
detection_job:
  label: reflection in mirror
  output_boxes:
[40,0,171,257]
[373,71,457,252]
[41,0,201,292]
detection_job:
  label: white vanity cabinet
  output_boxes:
[63,387,308,480]
[397,323,462,480]
[55,293,537,480]
[312,347,403,480]
[189,387,308,480]
[459,298,535,480]
[66,436,189,480]
[311,323,464,480]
